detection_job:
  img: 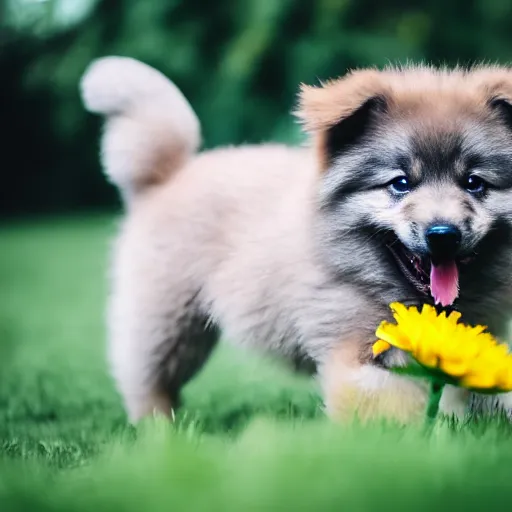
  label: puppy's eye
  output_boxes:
[388,176,411,195]
[462,175,487,195]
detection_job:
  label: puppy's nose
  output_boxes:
[425,224,461,261]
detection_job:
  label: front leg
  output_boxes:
[439,385,470,420]
[377,347,471,422]
[495,393,512,420]
[468,392,512,420]
[318,340,428,424]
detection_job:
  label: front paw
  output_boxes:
[321,361,428,424]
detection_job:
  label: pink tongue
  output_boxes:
[430,261,459,306]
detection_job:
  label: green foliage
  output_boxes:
[4,418,512,511]
[1,216,512,510]
[3,0,512,215]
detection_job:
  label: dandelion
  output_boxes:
[372,302,512,422]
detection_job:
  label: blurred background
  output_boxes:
[3,0,512,219]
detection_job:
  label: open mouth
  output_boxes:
[386,235,473,307]
[386,239,431,294]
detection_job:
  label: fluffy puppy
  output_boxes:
[80,57,512,423]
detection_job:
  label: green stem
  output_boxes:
[425,380,444,428]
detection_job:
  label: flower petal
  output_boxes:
[460,371,499,390]
[439,358,468,377]
[413,343,438,369]
[375,322,412,351]
[372,340,391,357]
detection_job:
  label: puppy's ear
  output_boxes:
[489,97,512,130]
[296,70,390,171]
[475,70,512,130]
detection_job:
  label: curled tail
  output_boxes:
[80,56,200,200]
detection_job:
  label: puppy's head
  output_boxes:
[298,66,512,308]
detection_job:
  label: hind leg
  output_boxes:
[108,260,219,422]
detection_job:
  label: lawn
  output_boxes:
[1,214,512,511]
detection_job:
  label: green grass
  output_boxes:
[1,215,512,511]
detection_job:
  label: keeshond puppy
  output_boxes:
[80,57,512,423]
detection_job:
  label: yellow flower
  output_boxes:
[372,302,512,392]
